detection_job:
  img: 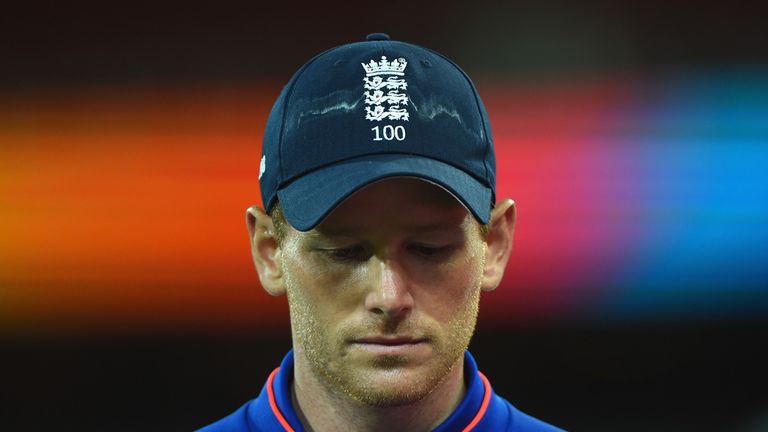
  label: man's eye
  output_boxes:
[410,244,448,256]
[324,246,365,261]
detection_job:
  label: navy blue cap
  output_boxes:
[259,34,496,231]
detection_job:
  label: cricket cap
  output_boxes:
[259,33,496,231]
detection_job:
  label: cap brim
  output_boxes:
[277,154,492,231]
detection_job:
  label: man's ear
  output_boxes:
[481,199,516,292]
[246,205,286,296]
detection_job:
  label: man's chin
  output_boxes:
[330,362,450,406]
[342,375,435,406]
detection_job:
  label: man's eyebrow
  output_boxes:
[405,222,467,234]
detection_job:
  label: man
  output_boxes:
[199,33,563,431]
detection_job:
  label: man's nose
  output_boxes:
[364,258,414,319]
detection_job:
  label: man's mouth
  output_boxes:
[351,336,429,355]
[354,336,426,345]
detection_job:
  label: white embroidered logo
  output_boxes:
[362,56,409,142]
[258,155,266,179]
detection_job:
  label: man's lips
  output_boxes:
[353,336,427,345]
[350,336,430,356]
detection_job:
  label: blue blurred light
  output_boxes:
[601,69,768,320]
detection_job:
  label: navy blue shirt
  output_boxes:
[198,350,563,431]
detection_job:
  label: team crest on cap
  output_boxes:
[362,56,410,127]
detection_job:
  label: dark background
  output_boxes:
[3,1,768,431]
[4,1,767,86]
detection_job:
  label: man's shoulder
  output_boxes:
[196,398,258,432]
[481,392,565,432]
[196,356,293,432]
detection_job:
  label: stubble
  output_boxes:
[284,261,482,407]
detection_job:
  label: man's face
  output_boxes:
[278,178,487,406]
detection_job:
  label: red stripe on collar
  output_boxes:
[462,371,492,432]
[267,367,296,432]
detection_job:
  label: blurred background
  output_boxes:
[2,1,767,430]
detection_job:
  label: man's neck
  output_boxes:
[291,355,466,432]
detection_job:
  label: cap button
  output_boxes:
[366,33,390,41]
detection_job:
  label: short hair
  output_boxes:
[268,202,289,246]
[267,200,490,245]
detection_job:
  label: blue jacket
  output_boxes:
[197,350,564,431]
